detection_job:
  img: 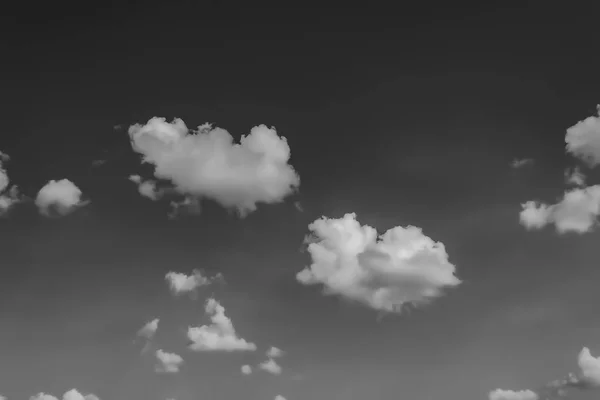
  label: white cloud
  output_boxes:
[488,389,538,400]
[0,151,22,215]
[137,318,159,339]
[259,358,282,375]
[29,390,99,400]
[187,298,256,352]
[35,179,87,217]
[510,158,533,169]
[565,166,586,186]
[155,349,183,373]
[296,213,461,313]
[128,117,300,216]
[62,389,99,400]
[165,270,219,295]
[565,106,600,167]
[274,396,287,400]
[168,196,201,219]
[30,394,59,400]
[241,364,252,375]
[128,174,163,200]
[519,185,600,234]
[266,346,283,358]
[577,347,600,387]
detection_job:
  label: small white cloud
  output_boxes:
[128,117,300,216]
[259,358,282,375]
[266,346,284,358]
[165,270,218,295]
[510,158,534,169]
[488,389,538,400]
[296,213,461,313]
[565,166,586,186]
[35,179,87,217]
[274,396,287,400]
[62,389,100,400]
[241,364,252,375]
[137,318,159,339]
[187,298,256,352]
[565,106,600,167]
[520,186,600,234]
[128,174,163,200]
[155,349,183,374]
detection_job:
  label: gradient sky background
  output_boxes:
[3,2,600,400]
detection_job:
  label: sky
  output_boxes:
[3,2,600,400]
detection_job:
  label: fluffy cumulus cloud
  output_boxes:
[29,390,99,400]
[259,358,282,375]
[565,106,600,167]
[165,270,220,295]
[129,174,163,200]
[0,151,22,214]
[128,117,300,216]
[188,298,256,352]
[155,349,183,373]
[296,213,461,313]
[241,364,252,375]
[274,396,286,400]
[520,185,600,234]
[137,318,159,339]
[35,179,87,217]
[488,389,538,400]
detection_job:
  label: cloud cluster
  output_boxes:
[35,179,87,217]
[491,346,600,399]
[521,107,600,234]
[30,389,99,400]
[520,185,600,234]
[259,358,282,375]
[187,298,256,352]
[296,213,461,313]
[128,117,300,216]
[155,349,184,374]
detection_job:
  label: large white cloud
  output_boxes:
[128,117,300,216]
[187,298,256,352]
[296,213,461,313]
[488,389,538,400]
[155,349,183,373]
[519,185,600,234]
[565,106,600,167]
[0,151,22,215]
[35,179,87,217]
[165,270,220,295]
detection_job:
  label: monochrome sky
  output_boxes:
[3,2,600,400]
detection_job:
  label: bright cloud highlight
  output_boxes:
[35,179,87,217]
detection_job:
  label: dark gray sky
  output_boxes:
[2,2,600,400]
